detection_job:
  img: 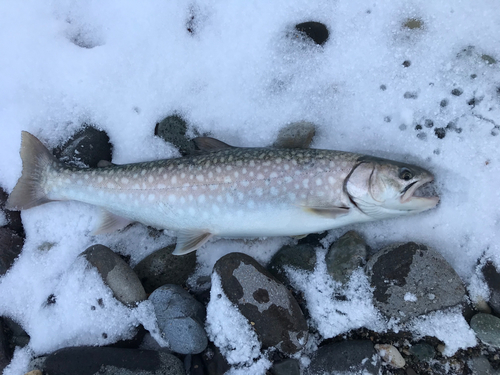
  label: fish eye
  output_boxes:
[398,167,414,181]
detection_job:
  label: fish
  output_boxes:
[6,131,439,254]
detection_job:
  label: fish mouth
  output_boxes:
[400,176,440,208]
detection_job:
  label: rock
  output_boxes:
[202,343,230,375]
[149,284,207,354]
[434,127,446,139]
[409,342,435,362]
[0,228,24,275]
[306,340,381,375]
[451,88,463,96]
[374,344,405,368]
[403,18,424,30]
[214,252,308,354]
[365,242,466,322]
[0,187,24,236]
[481,260,500,315]
[273,121,316,149]
[3,317,30,348]
[155,114,198,156]
[133,244,197,294]
[270,358,300,375]
[469,356,497,375]
[470,313,500,348]
[267,243,316,285]
[42,346,184,375]
[294,22,329,46]
[326,231,367,284]
[0,318,11,372]
[53,125,112,168]
[80,245,146,306]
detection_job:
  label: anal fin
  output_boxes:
[173,230,213,255]
[93,210,133,234]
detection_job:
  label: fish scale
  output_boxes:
[6,132,439,254]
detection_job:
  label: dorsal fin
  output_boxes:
[193,137,235,152]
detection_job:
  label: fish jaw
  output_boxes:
[400,176,440,211]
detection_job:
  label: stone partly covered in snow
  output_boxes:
[149,284,207,355]
[272,121,316,149]
[374,343,405,368]
[0,187,23,236]
[470,313,500,349]
[270,358,301,375]
[155,114,199,156]
[365,242,466,322]
[306,340,381,375]
[325,231,367,284]
[80,245,146,306]
[481,260,500,315]
[468,356,497,375]
[267,243,316,286]
[294,22,329,46]
[214,252,308,354]
[53,125,112,168]
[0,227,24,276]
[41,346,184,375]
[409,342,435,362]
[133,244,197,293]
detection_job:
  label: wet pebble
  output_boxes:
[149,284,207,355]
[270,358,301,375]
[306,340,381,375]
[409,342,435,362]
[470,313,500,348]
[273,121,317,149]
[365,242,466,322]
[267,243,316,286]
[468,356,497,375]
[133,244,197,294]
[80,245,146,306]
[0,319,10,372]
[325,231,367,284]
[214,252,308,354]
[0,228,24,276]
[375,344,405,368]
[481,260,500,315]
[155,114,198,156]
[41,346,184,375]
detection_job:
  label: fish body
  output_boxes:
[7,132,439,254]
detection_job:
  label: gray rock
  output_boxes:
[326,231,367,284]
[134,245,197,294]
[267,243,316,285]
[365,242,466,322]
[214,252,308,354]
[155,114,198,156]
[0,228,24,276]
[53,125,112,168]
[149,284,207,354]
[469,356,497,375]
[42,346,184,375]
[201,343,230,375]
[0,318,11,372]
[481,260,500,315]
[306,340,381,375]
[273,121,316,149]
[270,358,300,375]
[470,313,500,348]
[0,187,24,236]
[294,22,329,46]
[409,342,435,362]
[3,317,30,348]
[80,245,146,306]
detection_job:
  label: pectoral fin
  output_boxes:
[302,205,350,219]
[173,230,213,255]
[93,210,133,234]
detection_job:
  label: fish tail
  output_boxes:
[6,131,58,210]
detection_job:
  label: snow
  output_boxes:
[1,0,499,373]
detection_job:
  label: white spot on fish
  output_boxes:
[237,192,244,200]
[288,193,296,200]
[140,194,146,201]
[133,173,138,178]
[216,167,222,173]
[169,194,176,203]
[284,164,290,170]
[284,176,293,183]
[257,173,264,180]
[97,176,104,183]
[226,165,232,171]
[302,179,309,188]
[107,183,115,189]
[181,173,186,178]
[121,177,129,184]
[240,180,249,187]
[148,176,154,183]
[249,160,255,167]
[189,207,195,215]
[217,195,223,202]
[236,160,243,167]
[208,171,214,178]
[212,204,220,213]
[157,183,166,189]
[328,176,336,185]
[316,178,323,186]
[148,194,155,201]
[188,195,194,201]
[223,176,232,183]
[198,195,206,203]
[249,171,254,177]
[141,170,147,176]
[270,172,277,178]
[255,188,263,196]
[180,197,186,204]
[196,174,204,182]
[247,200,255,209]
[270,187,278,196]
[242,168,247,174]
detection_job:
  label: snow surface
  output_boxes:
[1,0,499,373]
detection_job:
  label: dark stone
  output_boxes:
[415,124,422,130]
[108,325,147,349]
[214,253,308,354]
[451,88,463,96]
[409,342,435,361]
[440,99,448,107]
[268,244,316,285]
[297,231,329,248]
[469,356,496,375]
[403,18,423,30]
[0,228,24,275]
[434,127,446,139]
[273,121,317,149]
[80,245,146,306]
[403,60,411,67]
[202,343,230,375]
[270,358,300,375]
[294,22,329,46]
[481,54,497,65]
[155,114,198,156]
[481,260,500,316]
[404,91,418,99]
[380,85,387,91]
[470,313,500,348]
[417,132,427,140]
[326,231,367,284]
[424,119,434,128]
[42,346,184,375]
[0,187,24,236]
[0,318,11,372]
[384,116,391,123]
[53,125,112,168]
[133,244,197,293]
[306,340,381,375]
[2,317,30,348]
[365,243,466,322]
[149,285,207,354]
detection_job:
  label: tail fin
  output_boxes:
[6,131,58,210]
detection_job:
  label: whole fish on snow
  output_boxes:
[7,131,439,254]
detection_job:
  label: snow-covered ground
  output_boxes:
[0,0,499,373]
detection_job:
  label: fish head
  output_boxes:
[344,156,439,219]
